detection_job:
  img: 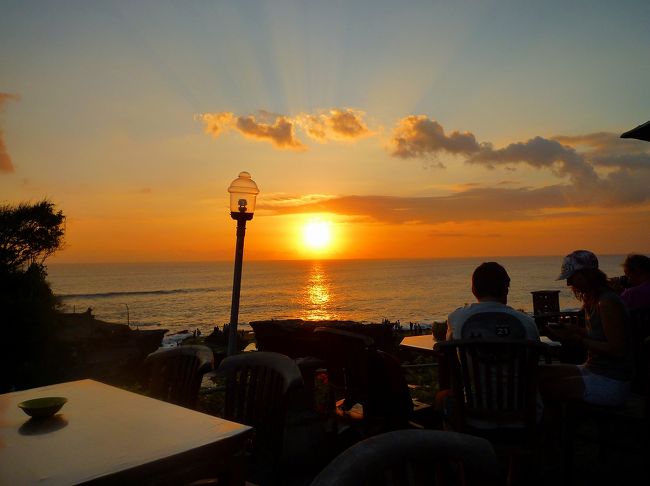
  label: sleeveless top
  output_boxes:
[584,288,635,381]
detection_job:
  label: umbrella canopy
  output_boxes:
[620,120,650,142]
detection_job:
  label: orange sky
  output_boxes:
[1,2,649,262]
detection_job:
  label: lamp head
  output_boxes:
[227,171,259,220]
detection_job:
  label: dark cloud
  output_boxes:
[467,136,599,185]
[553,132,650,170]
[389,116,650,207]
[0,93,19,173]
[391,115,481,158]
[0,133,12,173]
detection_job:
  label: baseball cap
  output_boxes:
[557,250,599,280]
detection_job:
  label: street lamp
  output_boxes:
[226,171,260,356]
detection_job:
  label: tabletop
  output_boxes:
[0,379,252,485]
[401,334,560,351]
[399,334,437,354]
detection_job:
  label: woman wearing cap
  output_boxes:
[539,250,634,407]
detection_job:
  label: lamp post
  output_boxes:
[226,171,260,356]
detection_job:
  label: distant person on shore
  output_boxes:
[539,250,634,407]
[445,261,539,341]
[620,254,650,311]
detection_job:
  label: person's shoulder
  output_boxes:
[621,284,646,298]
[600,287,625,303]
[597,290,627,315]
[449,303,471,315]
[503,305,535,322]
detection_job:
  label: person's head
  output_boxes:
[622,254,650,287]
[471,262,510,304]
[557,250,608,303]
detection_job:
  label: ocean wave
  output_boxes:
[130,321,162,327]
[59,287,216,299]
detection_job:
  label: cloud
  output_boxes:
[553,132,650,170]
[429,230,502,238]
[0,92,19,174]
[236,113,304,149]
[261,185,574,225]
[199,108,371,150]
[261,193,337,209]
[389,115,650,207]
[298,109,371,142]
[200,112,236,137]
[468,136,650,205]
[200,110,304,149]
[467,136,600,185]
[391,115,481,159]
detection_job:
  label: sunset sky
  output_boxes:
[1,0,649,262]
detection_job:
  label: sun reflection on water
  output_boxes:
[301,262,336,321]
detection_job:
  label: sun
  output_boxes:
[302,221,332,250]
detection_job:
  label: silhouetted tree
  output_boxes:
[0,200,65,391]
[0,199,65,272]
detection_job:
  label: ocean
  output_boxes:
[47,255,627,337]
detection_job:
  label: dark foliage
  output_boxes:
[0,200,65,391]
[0,199,65,272]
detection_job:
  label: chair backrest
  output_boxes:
[461,312,527,340]
[631,306,650,340]
[434,339,545,437]
[312,327,374,411]
[309,429,500,486]
[143,345,214,408]
[312,327,413,426]
[630,307,650,395]
[217,351,305,448]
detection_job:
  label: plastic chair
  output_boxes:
[143,345,214,409]
[311,327,414,440]
[561,322,650,483]
[433,338,546,485]
[631,306,650,395]
[309,429,500,486]
[217,351,310,485]
[460,312,528,340]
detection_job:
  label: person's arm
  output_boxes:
[544,318,587,343]
[445,313,455,341]
[582,295,627,358]
[523,314,540,340]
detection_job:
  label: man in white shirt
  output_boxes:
[446,262,539,341]
[438,262,543,435]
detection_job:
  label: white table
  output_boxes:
[0,379,252,485]
[399,334,437,354]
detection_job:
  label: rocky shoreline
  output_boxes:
[53,312,167,385]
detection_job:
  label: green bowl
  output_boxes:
[18,397,68,418]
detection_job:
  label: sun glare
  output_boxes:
[303,221,332,251]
